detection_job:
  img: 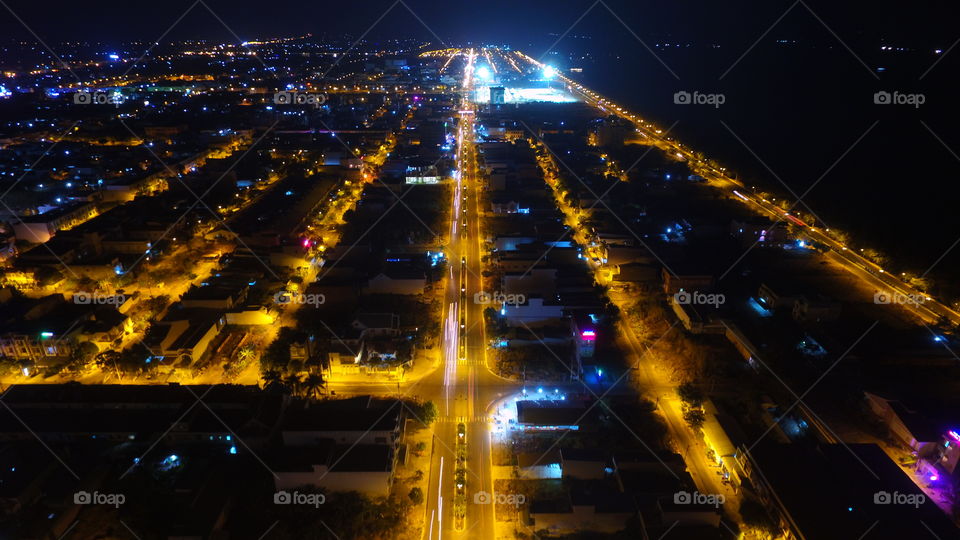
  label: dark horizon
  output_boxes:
[2,1,960,48]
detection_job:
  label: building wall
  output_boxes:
[162,320,222,362]
[191,322,223,362]
[758,284,799,310]
[724,322,761,370]
[672,300,701,333]
[864,394,921,451]
[12,222,54,244]
[225,309,274,325]
[0,334,73,365]
[662,270,714,295]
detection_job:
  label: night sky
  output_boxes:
[0,1,958,49]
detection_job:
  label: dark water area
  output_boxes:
[557,41,960,298]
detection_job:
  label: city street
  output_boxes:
[421,52,521,539]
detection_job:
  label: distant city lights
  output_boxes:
[473,86,576,104]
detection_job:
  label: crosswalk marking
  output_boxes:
[436,416,490,423]
[456,358,485,365]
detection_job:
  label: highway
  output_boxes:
[421,51,521,540]
[729,187,947,323]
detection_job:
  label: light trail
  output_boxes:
[482,48,498,74]
[501,49,523,73]
[443,302,459,416]
[439,50,458,75]
[437,455,444,540]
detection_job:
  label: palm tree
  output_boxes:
[237,346,257,368]
[262,370,283,392]
[238,346,256,361]
[301,373,326,400]
[283,374,303,396]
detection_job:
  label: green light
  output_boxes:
[40,332,54,338]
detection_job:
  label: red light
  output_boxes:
[581,330,596,341]
[302,238,311,248]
